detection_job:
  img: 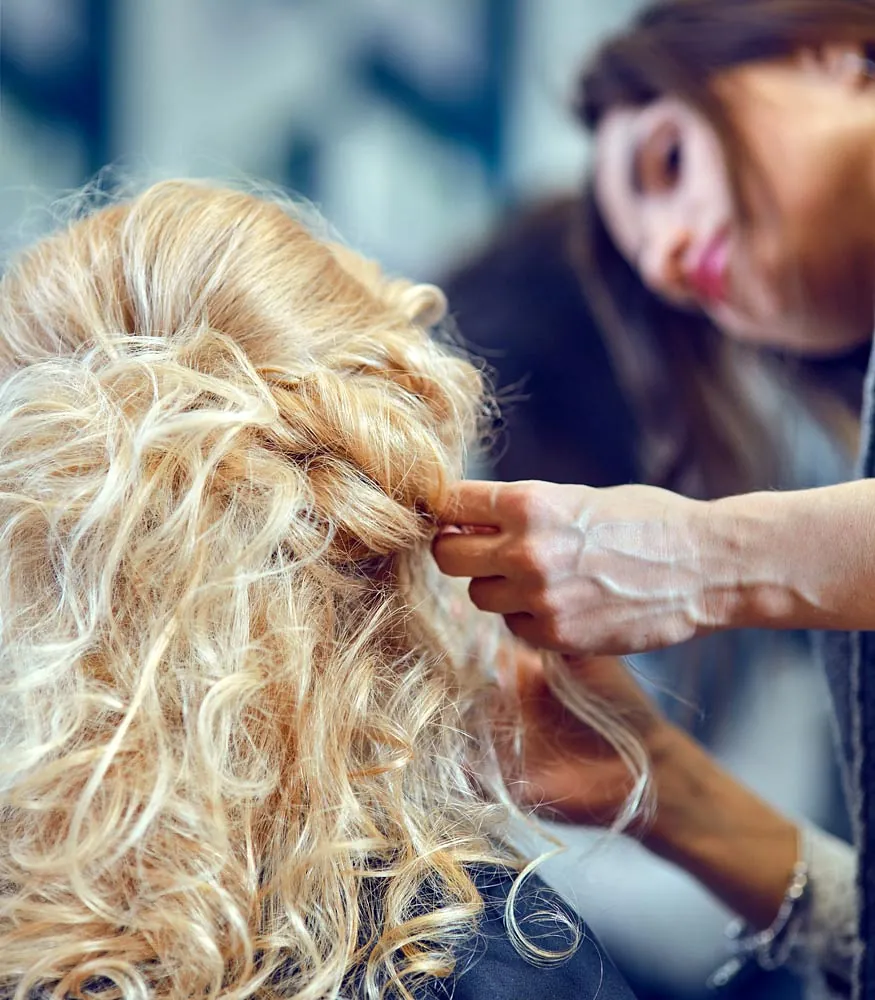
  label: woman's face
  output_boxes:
[595,49,875,355]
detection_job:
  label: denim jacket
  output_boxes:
[821,342,875,1000]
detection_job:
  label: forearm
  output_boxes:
[642,725,858,986]
[642,725,798,929]
[706,480,875,633]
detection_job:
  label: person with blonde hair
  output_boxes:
[0,180,642,1000]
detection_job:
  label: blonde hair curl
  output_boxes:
[0,180,646,1000]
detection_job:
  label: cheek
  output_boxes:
[742,130,843,293]
[724,231,785,330]
[744,230,787,311]
[774,174,836,278]
[760,184,864,331]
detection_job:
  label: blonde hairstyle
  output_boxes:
[0,181,647,1000]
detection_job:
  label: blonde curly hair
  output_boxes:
[0,181,645,1000]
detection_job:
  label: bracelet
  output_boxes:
[707,827,812,990]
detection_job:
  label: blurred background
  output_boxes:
[0,3,853,999]
[1,0,640,271]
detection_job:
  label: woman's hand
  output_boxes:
[435,480,745,656]
[502,644,799,929]
[500,648,671,828]
[438,478,875,654]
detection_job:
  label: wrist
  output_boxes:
[699,490,812,632]
[639,723,712,858]
[641,723,799,928]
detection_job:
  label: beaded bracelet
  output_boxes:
[707,829,812,991]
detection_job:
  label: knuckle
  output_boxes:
[511,611,560,652]
[529,588,559,621]
[539,618,566,651]
[506,537,544,579]
[504,482,545,528]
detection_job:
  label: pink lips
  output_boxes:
[689,230,730,305]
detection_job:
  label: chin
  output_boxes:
[714,305,866,356]
[743,327,868,358]
[711,308,778,347]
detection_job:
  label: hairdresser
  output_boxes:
[435,2,875,998]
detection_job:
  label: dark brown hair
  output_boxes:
[578,0,875,130]
[571,0,874,497]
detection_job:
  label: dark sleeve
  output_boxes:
[430,866,638,1000]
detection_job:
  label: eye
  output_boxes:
[664,137,682,184]
[637,122,684,195]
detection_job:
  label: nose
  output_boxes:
[639,226,694,303]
